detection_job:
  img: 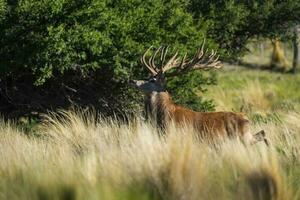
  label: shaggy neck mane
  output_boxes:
[144,91,174,128]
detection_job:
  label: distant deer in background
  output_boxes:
[130,42,268,145]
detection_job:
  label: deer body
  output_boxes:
[144,91,255,143]
[130,42,268,145]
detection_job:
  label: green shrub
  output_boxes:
[0,0,5,21]
[0,0,217,117]
[189,0,300,58]
[167,71,217,111]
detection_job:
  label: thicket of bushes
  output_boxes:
[0,0,299,118]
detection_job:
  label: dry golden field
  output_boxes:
[1,67,300,200]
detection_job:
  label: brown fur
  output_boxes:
[146,91,265,144]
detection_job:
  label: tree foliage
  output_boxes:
[167,71,217,111]
[0,0,299,118]
[190,0,300,58]
[0,0,216,117]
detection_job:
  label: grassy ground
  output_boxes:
[206,65,300,116]
[1,67,300,200]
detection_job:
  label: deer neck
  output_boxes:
[144,91,174,127]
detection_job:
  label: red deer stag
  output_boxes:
[130,42,268,145]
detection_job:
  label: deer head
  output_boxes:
[130,41,222,94]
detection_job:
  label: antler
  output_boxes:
[140,40,222,76]
[140,46,170,75]
[140,46,158,75]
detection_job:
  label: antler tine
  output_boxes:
[209,49,217,59]
[194,43,206,62]
[160,45,169,66]
[209,55,222,68]
[200,50,216,66]
[178,53,187,70]
[197,39,205,59]
[162,50,180,72]
[193,49,221,70]
[149,46,162,71]
[140,46,158,75]
[164,40,222,77]
[148,48,155,70]
[185,47,205,72]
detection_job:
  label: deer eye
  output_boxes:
[149,77,157,82]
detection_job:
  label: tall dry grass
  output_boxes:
[207,79,274,113]
[0,108,300,200]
